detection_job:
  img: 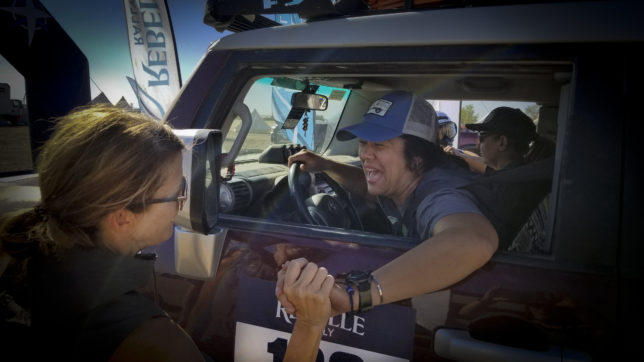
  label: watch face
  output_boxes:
[347,271,370,286]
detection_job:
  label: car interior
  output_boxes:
[211,60,570,248]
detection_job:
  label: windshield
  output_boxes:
[223,77,350,163]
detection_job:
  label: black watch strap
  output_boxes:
[345,270,372,312]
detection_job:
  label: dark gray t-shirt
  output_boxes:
[30,248,165,361]
[379,165,482,241]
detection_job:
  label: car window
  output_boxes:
[428,100,539,150]
[223,77,349,163]
[215,67,561,257]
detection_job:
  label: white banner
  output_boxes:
[123,0,181,120]
[234,322,408,362]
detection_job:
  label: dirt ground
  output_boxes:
[0,126,34,174]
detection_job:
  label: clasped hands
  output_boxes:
[275,258,352,328]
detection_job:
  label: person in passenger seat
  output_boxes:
[452,107,555,253]
[0,104,333,362]
[447,106,538,175]
[278,91,498,316]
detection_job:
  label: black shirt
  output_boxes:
[28,247,164,360]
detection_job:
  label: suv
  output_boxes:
[149,1,642,361]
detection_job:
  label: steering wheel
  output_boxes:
[288,162,364,231]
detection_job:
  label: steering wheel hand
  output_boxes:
[288,161,363,230]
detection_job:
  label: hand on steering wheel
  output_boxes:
[288,161,363,231]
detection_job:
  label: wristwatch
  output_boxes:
[344,270,373,312]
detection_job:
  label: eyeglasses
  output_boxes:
[146,177,188,211]
[478,132,494,142]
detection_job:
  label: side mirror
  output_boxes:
[172,129,222,234]
[291,92,328,111]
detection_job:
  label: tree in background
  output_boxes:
[461,104,479,125]
[524,104,539,121]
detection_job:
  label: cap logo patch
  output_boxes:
[366,99,392,116]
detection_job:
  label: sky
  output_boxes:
[1,0,534,120]
[1,0,227,106]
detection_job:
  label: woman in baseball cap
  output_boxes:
[279,91,497,318]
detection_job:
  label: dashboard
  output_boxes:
[218,162,288,215]
[217,150,361,220]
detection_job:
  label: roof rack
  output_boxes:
[203,13,281,33]
[203,0,585,33]
[204,0,370,32]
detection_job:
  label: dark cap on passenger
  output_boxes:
[466,107,537,142]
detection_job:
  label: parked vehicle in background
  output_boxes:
[0,83,25,126]
[456,129,477,152]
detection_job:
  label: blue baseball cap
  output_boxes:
[437,111,451,124]
[436,111,457,146]
[336,91,438,144]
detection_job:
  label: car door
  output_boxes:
[146,13,641,361]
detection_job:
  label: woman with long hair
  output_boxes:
[0,104,332,361]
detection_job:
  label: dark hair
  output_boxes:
[525,135,556,163]
[401,134,468,176]
[506,135,533,157]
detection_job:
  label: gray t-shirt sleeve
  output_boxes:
[416,188,482,240]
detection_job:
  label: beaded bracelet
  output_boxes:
[345,283,355,315]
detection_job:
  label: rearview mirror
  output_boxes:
[291,92,328,111]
